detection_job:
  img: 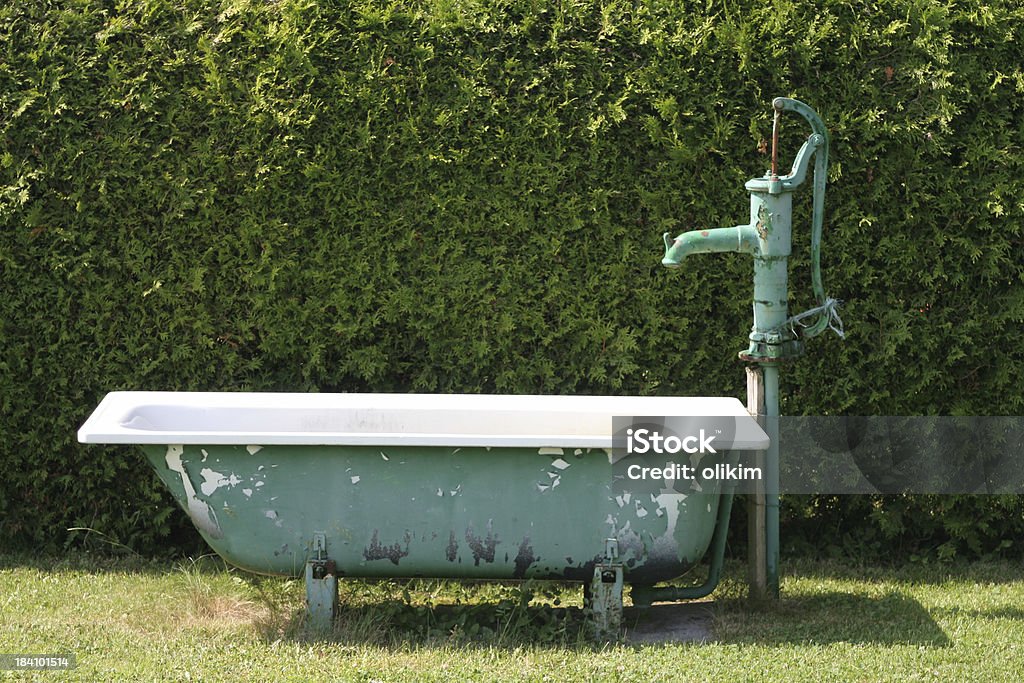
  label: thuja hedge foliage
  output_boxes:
[1,0,1023,558]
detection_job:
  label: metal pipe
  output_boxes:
[662,225,759,268]
[763,363,780,597]
[770,107,780,177]
[630,482,737,605]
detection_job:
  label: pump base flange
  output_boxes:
[738,338,804,363]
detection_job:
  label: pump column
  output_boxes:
[741,183,796,600]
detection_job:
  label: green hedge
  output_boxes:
[1,0,1023,559]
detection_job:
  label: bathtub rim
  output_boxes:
[78,391,769,449]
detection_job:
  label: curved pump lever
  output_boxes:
[771,97,838,340]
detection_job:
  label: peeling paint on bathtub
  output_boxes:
[198,468,242,496]
[246,445,263,455]
[164,445,222,539]
[611,521,645,566]
[465,521,498,566]
[538,447,563,456]
[512,538,536,579]
[445,531,458,561]
[363,530,411,565]
[199,469,226,496]
[642,491,693,566]
[653,491,687,539]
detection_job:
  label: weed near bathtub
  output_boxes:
[167,554,588,645]
[304,578,588,646]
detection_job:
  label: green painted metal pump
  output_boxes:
[661,97,843,597]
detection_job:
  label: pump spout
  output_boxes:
[661,225,759,268]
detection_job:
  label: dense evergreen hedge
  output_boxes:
[2,0,1022,558]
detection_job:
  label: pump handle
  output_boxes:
[771,98,832,339]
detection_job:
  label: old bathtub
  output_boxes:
[78,391,766,630]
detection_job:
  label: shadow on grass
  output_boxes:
[254,596,601,649]
[238,563,956,649]
[932,605,1024,622]
[716,591,950,647]
[776,557,1024,587]
[0,549,175,576]
[251,590,951,650]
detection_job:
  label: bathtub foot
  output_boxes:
[305,535,338,632]
[587,539,623,640]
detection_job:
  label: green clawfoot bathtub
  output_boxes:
[79,391,766,633]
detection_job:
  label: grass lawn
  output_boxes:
[1,552,1023,681]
